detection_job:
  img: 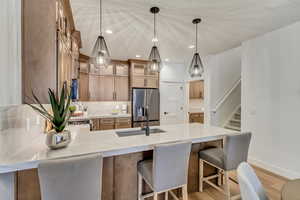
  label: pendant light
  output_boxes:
[90,0,110,67]
[189,18,204,77]
[148,7,162,72]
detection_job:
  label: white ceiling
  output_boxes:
[70,0,300,63]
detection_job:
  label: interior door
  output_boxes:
[160,82,186,125]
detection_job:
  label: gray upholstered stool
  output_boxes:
[137,141,192,200]
[38,154,103,200]
[199,132,251,200]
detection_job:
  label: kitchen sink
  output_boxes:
[116,128,166,137]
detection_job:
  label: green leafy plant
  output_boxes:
[26,86,72,133]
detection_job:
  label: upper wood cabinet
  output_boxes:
[99,76,115,101]
[86,60,129,101]
[115,76,129,101]
[99,64,114,76]
[129,60,159,89]
[79,72,89,101]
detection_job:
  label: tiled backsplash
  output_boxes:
[79,101,131,115]
[0,105,45,131]
[0,101,131,131]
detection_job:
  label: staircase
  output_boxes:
[224,107,241,131]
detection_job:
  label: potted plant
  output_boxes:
[26,86,72,149]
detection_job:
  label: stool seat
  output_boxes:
[138,160,153,187]
[199,148,225,169]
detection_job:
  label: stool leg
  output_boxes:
[218,169,222,186]
[182,184,188,200]
[138,172,143,200]
[199,159,204,192]
[224,171,231,200]
[154,193,158,200]
[165,191,168,200]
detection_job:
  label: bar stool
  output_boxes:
[38,153,103,200]
[137,141,192,200]
[199,132,252,200]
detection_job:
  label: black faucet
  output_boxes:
[141,106,150,136]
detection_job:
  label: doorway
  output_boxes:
[188,80,204,123]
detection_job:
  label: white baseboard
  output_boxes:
[248,157,300,179]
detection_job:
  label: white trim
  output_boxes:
[248,157,300,179]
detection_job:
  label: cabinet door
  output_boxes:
[132,76,146,88]
[115,63,129,76]
[99,64,114,75]
[146,77,159,88]
[100,118,115,130]
[89,75,101,101]
[99,76,115,101]
[115,76,129,101]
[79,72,89,101]
[132,63,146,76]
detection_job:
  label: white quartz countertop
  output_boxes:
[0,123,237,173]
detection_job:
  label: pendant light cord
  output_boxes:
[154,12,157,44]
[100,0,102,36]
[195,23,198,53]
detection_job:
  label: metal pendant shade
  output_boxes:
[189,18,204,77]
[149,45,161,72]
[90,35,110,66]
[149,7,162,72]
[90,0,110,67]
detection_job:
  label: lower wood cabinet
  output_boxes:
[91,117,132,131]
[189,112,204,123]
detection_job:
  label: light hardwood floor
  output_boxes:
[188,165,287,200]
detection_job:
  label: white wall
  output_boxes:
[0,0,22,106]
[242,21,300,179]
[160,62,186,83]
[205,47,241,125]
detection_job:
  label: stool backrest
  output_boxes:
[237,162,269,200]
[38,154,103,200]
[153,141,192,191]
[224,132,252,170]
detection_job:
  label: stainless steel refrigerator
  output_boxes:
[132,88,160,127]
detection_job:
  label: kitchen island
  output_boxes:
[0,123,237,200]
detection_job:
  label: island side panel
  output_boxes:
[102,157,114,200]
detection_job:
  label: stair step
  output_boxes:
[224,125,241,131]
[234,113,241,120]
[230,118,240,123]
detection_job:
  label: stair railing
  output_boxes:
[211,77,241,114]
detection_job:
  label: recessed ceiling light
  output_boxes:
[106,29,113,34]
[188,45,195,49]
[135,55,141,58]
[164,58,169,62]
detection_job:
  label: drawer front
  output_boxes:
[115,117,131,129]
[100,118,115,125]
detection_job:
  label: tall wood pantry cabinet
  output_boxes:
[22,0,81,103]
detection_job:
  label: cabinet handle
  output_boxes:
[144,79,147,87]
